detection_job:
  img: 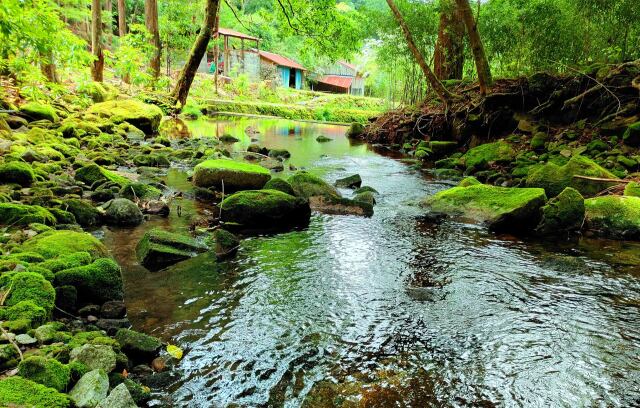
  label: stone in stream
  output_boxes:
[263,178,295,196]
[55,258,124,305]
[69,369,109,408]
[335,174,362,189]
[96,383,138,408]
[192,159,271,191]
[584,195,640,240]
[19,230,108,259]
[220,189,311,232]
[115,329,162,363]
[101,198,144,227]
[316,135,333,143]
[136,228,207,271]
[535,187,585,236]
[18,356,70,392]
[208,229,240,260]
[423,183,547,232]
[70,344,117,373]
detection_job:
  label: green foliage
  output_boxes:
[106,24,155,86]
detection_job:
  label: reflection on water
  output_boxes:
[104,116,640,407]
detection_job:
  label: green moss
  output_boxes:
[0,376,71,407]
[530,132,548,150]
[584,196,640,239]
[220,189,311,230]
[75,164,129,187]
[288,171,339,199]
[193,159,271,190]
[59,119,102,139]
[263,178,295,195]
[536,187,585,235]
[20,102,59,123]
[115,329,161,358]
[55,258,123,304]
[624,182,640,197]
[61,199,102,227]
[622,121,640,146]
[68,331,120,352]
[119,182,162,201]
[7,251,46,263]
[87,99,163,134]
[462,141,516,170]
[346,122,365,138]
[526,155,617,197]
[135,228,206,270]
[423,184,547,231]
[48,208,77,224]
[132,153,170,167]
[68,360,90,383]
[20,230,108,259]
[0,161,36,186]
[18,356,71,392]
[0,272,55,314]
[0,300,47,328]
[40,252,92,273]
[458,177,481,187]
[0,203,56,226]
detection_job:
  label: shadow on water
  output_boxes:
[102,116,640,407]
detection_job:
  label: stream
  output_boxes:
[102,116,640,407]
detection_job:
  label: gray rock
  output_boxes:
[71,344,117,373]
[101,301,127,319]
[70,369,109,408]
[334,174,362,189]
[101,198,143,227]
[15,334,37,345]
[96,383,138,408]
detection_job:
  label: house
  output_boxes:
[258,50,306,90]
[313,61,365,96]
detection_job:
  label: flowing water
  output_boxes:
[103,116,640,408]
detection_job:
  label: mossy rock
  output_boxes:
[263,178,295,196]
[55,258,124,304]
[0,161,36,186]
[62,199,102,227]
[136,228,207,271]
[40,252,93,273]
[18,356,71,392]
[220,189,311,232]
[624,181,640,197]
[20,230,108,260]
[115,329,162,362]
[19,102,59,123]
[0,272,55,314]
[428,141,458,158]
[334,174,362,189]
[462,141,516,170]
[530,132,548,150]
[0,203,56,226]
[288,171,339,199]
[100,198,143,227]
[193,159,271,191]
[622,122,640,147]
[0,300,47,329]
[346,122,365,139]
[75,164,129,188]
[208,229,240,260]
[423,184,547,232]
[80,82,116,103]
[132,153,170,167]
[119,182,162,201]
[0,343,19,370]
[0,376,71,408]
[458,177,481,187]
[584,196,640,240]
[58,119,102,139]
[526,155,617,197]
[308,195,374,217]
[535,187,585,236]
[87,99,163,134]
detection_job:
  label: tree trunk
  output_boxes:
[41,53,59,83]
[145,0,161,81]
[91,0,104,82]
[434,0,464,80]
[171,0,220,108]
[454,0,491,94]
[105,0,113,47]
[117,0,126,36]
[385,0,454,105]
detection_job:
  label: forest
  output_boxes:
[0,0,639,407]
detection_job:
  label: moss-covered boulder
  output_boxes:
[423,184,547,231]
[40,252,92,273]
[0,376,71,408]
[101,198,143,227]
[209,228,240,260]
[0,272,55,314]
[20,230,108,259]
[462,141,516,170]
[87,99,163,134]
[288,171,339,199]
[0,203,56,226]
[69,369,109,408]
[75,164,129,188]
[0,161,36,186]
[526,155,618,197]
[220,189,311,231]
[19,102,59,123]
[622,122,640,147]
[309,195,374,217]
[115,329,162,362]
[584,196,640,240]
[624,181,640,197]
[136,228,207,271]
[535,187,585,236]
[192,159,271,191]
[335,174,362,189]
[70,344,117,373]
[263,178,295,196]
[18,356,71,392]
[62,199,103,227]
[119,182,162,201]
[55,258,124,304]
[346,122,365,139]
[0,300,48,329]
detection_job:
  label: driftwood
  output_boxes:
[572,175,634,183]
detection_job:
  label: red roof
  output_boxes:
[338,61,358,72]
[217,27,259,42]
[259,50,306,71]
[318,75,353,89]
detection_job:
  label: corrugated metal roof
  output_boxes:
[217,27,260,42]
[338,61,358,72]
[259,50,306,70]
[318,75,353,89]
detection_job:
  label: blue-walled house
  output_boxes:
[259,50,306,90]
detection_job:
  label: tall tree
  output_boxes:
[434,0,464,80]
[385,0,454,105]
[145,0,161,80]
[454,0,491,94]
[91,0,104,82]
[171,0,220,107]
[117,0,127,36]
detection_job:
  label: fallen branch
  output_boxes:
[0,323,23,362]
[573,175,635,183]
